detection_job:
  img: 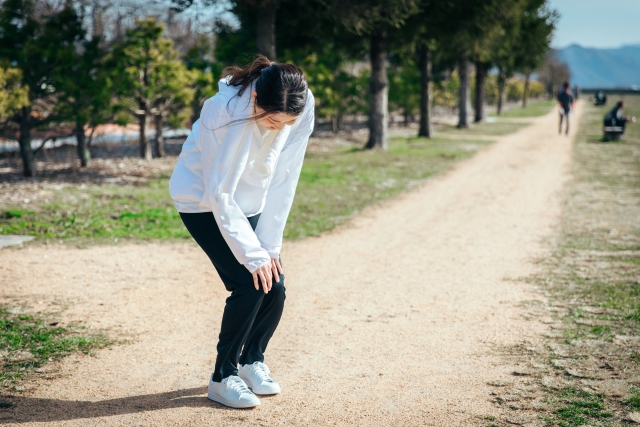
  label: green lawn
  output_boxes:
[1,108,553,243]
[1,179,187,240]
[488,98,556,118]
[439,120,529,137]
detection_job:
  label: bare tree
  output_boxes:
[537,51,571,99]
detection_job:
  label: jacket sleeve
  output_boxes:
[254,92,315,258]
[198,98,272,273]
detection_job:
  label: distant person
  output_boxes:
[557,82,575,135]
[573,84,580,100]
[594,90,607,106]
[604,101,634,133]
[170,56,315,409]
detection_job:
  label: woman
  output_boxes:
[169,56,314,408]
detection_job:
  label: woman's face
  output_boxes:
[252,90,299,131]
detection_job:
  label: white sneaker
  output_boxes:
[207,375,260,408]
[238,361,281,395]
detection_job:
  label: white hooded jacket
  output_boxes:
[169,78,315,273]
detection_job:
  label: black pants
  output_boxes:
[179,212,286,382]
[604,117,627,131]
[559,112,570,134]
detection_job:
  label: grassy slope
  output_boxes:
[497,96,640,427]
[0,100,552,243]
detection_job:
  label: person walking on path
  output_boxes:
[169,56,315,409]
[557,82,575,135]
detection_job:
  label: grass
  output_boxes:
[286,136,492,238]
[0,178,188,240]
[623,388,640,410]
[1,137,495,242]
[557,95,640,328]
[439,120,530,137]
[554,389,612,427]
[528,94,640,425]
[0,105,554,243]
[0,306,109,390]
[488,98,556,118]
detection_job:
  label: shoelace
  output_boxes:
[252,362,274,383]
[226,376,251,394]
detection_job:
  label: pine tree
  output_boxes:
[0,0,84,176]
[325,0,420,149]
[53,35,113,167]
[0,66,28,120]
[110,18,193,159]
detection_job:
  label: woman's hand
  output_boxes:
[271,258,283,283]
[251,258,283,294]
[252,263,273,294]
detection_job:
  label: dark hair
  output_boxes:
[562,82,570,90]
[616,101,624,108]
[222,55,308,123]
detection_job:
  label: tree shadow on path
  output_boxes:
[0,386,254,423]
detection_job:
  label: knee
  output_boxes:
[270,276,286,300]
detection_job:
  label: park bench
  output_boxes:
[603,126,624,141]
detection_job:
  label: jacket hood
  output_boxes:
[217,77,254,117]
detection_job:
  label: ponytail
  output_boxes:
[222,55,274,99]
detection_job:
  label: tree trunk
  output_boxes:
[457,55,471,129]
[497,73,507,115]
[18,107,34,177]
[522,72,531,108]
[474,61,487,123]
[191,97,203,127]
[365,29,388,150]
[75,122,90,167]
[139,113,152,160]
[331,115,338,133]
[154,114,165,158]
[418,46,432,138]
[256,1,276,60]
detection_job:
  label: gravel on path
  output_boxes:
[0,104,581,426]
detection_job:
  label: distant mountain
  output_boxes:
[555,44,640,89]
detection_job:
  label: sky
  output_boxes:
[548,0,640,49]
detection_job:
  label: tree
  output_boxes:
[406,0,517,130]
[151,60,194,157]
[513,0,556,107]
[473,60,490,123]
[456,0,522,127]
[0,0,84,176]
[395,1,447,138]
[388,53,419,127]
[110,18,193,159]
[183,35,218,126]
[417,45,433,136]
[172,0,279,59]
[537,51,570,99]
[53,34,114,167]
[326,0,419,149]
[490,0,556,114]
[0,66,28,120]
[300,49,368,133]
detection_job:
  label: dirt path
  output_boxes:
[1,105,581,426]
